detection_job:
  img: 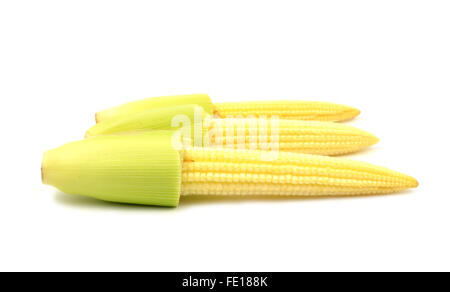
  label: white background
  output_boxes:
[0,0,449,272]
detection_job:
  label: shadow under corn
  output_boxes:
[178,190,414,207]
[54,189,415,210]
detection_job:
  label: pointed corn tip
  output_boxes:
[342,107,361,121]
[410,177,419,188]
[368,134,380,146]
[398,173,419,189]
[95,112,99,123]
[347,126,379,148]
[352,125,378,146]
[325,105,361,122]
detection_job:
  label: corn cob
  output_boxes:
[94,94,360,123]
[206,118,378,155]
[86,105,378,155]
[42,131,418,207]
[181,147,418,196]
[214,100,360,121]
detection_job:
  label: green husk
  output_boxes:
[42,131,182,207]
[95,93,214,123]
[86,104,206,144]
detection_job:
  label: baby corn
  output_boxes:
[182,147,418,196]
[86,105,378,156]
[207,118,378,155]
[42,131,417,207]
[95,94,360,123]
[214,100,360,121]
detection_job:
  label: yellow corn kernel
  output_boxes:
[206,118,378,155]
[214,100,360,121]
[181,147,418,196]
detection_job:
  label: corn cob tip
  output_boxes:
[367,132,380,146]
[397,174,418,190]
[335,106,360,121]
[95,112,99,123]
[408,176,419,188]
[350,108,361,119]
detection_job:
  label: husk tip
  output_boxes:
[84,130,93,139]
[41,151,48,185]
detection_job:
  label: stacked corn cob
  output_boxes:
[42,94,418,207]
[94,93,360,123]
[86,103,378,155]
